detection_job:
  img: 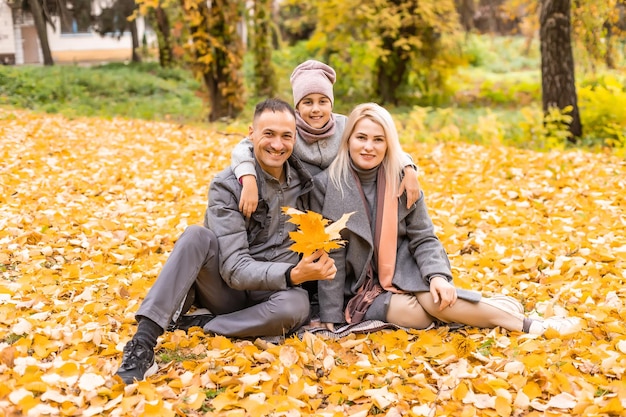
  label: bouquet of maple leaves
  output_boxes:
[282,207,354,256]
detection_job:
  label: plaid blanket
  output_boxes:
[261,320,408,344]
[260,320,471,344]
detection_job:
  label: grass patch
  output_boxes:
[461,34,541,73]
[158,348,207,363]
[0,62,205,123]
[204,388,226,400]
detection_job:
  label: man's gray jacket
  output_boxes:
[204,155,313,292]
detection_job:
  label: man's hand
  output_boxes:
[238,175,259,218]
[429,276,457,311]
[398,166,421,208]
[290,249,336,285]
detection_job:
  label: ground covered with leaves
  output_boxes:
[1,108,625,416]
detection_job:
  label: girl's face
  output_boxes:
[348,118,387,171]
[296,93,332,129]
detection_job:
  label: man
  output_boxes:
[115,98,337,384]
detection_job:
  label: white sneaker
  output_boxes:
[528,316,581,336]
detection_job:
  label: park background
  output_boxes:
[1,0,626,416]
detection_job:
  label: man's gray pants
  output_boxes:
[135,225,310,338]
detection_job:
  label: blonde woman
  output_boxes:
[311,103,580,335]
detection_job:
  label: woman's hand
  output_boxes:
[429,276,457,311]
[398,166,421,208]
[238,175,259,218]
[322,322,335,331]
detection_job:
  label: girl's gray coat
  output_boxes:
[311,170,481,323]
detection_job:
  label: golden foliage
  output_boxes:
[160,0,245,121]
[1,108,626,416]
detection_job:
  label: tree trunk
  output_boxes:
[27,0,54,65]
[183,0,244,121]
[130,19,141,63]
[253,0,276,97]
[604,21,614,69]
[486,0,498,34]
[374,0,414,105]
[153,5,173,68]
[540,0,582,139]
[455,0,475,32]
[375,45,408,105]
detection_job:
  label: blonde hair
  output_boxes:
[328,103,404,196]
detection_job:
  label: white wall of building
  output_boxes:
[47,16,152,63]
[0,2,16,63]
[46,15,148,51]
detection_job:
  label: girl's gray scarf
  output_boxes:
[295,112,337,144]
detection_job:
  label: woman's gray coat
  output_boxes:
[311,170,481,324]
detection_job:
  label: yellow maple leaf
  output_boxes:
[282,207,354,256]
[451,333,476,358]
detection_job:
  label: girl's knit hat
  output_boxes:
[290,60,336,107]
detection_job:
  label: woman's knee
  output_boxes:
[386,294,433,329]
[415,292,462,324]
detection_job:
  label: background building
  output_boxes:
[0,1,152,65]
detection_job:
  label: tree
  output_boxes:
[311,0,461,106]
[181,0,245,121]
[455,0,475,32]
[571,0,626,71]
[503,0,626,69]
[251,0,276,97]
[373,0,460,104]
[135,0,177,68]
[500,0,540,55]
[22,0,55,65]
[150,3,174,68]
[17,0,99,66]
[276,0,317,44]
[92,0,142,63]
[474,0,505,33]
[540,0,582,138]
[134,0,245,118]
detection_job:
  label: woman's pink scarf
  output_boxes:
[345,165,400,323]
[374,166,399,293]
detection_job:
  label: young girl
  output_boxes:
[231,60,421,218]
[311,102,581,335]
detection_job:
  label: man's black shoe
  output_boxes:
[170,313,215,332]
[115,339,158,384]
